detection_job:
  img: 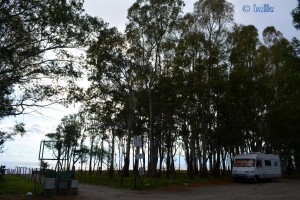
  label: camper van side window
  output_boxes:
[234,159,255,167]
[265,160,271,166]
[274,161,278,166]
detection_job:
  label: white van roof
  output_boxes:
[234,152,279,160]
[234,153,258,159]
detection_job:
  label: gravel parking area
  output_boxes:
[3,178,298,199]
[76,178,300,200]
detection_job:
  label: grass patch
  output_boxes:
[76,170,231,190]
[0,175,41,196]
[283,174,300,179]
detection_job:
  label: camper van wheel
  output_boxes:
[270,178,277,182]
[253,176,259,184]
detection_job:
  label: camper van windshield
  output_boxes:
[234,159,255,167]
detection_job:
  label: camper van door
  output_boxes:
[262,159,272,178]
[255,159,262,177]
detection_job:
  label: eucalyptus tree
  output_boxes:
[80,90,118,176]
[126,0,184,177]
[45,114,84,171]
[228,25,262,153]
[0,122,25,153]
[267,58,300,173]
[84,115,104,176]
[0,0,95,116]
[0,0,101,150]
[263,27,300,173]
[292,0,300,30]
[173,12,206,179]
[99,99,124,177]
[187,0,234,177]
[290,0,300,172]
[153,75,180,177]
[261,27,294,152]
[228,23,300,174]
[157,36,186,178]
[84,20,139,176]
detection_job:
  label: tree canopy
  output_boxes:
[1,0,300,177]
[0,0,103,151]
[292,0,300,30]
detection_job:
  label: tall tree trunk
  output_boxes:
[89,136,94,176]
[122,85,134,177]
[166,130,171,179]
[158,139,163,177]
[189,124,196,179]
[148,87,157,177]
[201,111,209,178]
[109,128,115,177]
[215,148,221,177]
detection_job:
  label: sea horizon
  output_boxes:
[1,161,40,170]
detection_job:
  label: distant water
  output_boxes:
[1,161,40,170]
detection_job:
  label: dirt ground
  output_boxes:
[76,178,300,200]
[2,178,300,200]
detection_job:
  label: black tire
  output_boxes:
[234,178,240,183]
[253,176,259,184]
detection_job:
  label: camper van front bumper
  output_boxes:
[232,174,255,179]
[232,171,255,179]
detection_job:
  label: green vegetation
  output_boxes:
[0,175,41,196]
[77,170,231,190]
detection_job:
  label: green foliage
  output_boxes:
[0,0,104,152]
[0,175,41,195]
[0,122,26,153]
[78,0,300,178]
[76,170,227,190]
[292,0,300,30]
[0,0,97,117]
[45,114,86,171]
[0,131,11,153]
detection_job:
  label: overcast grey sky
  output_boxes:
[0,0,299,167]
[84,0,298,39]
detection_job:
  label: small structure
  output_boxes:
[39,140,78,195]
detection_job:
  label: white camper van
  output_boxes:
[232,152,281,182]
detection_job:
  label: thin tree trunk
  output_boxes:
[109,128,115,177]
[89,136,94,176]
